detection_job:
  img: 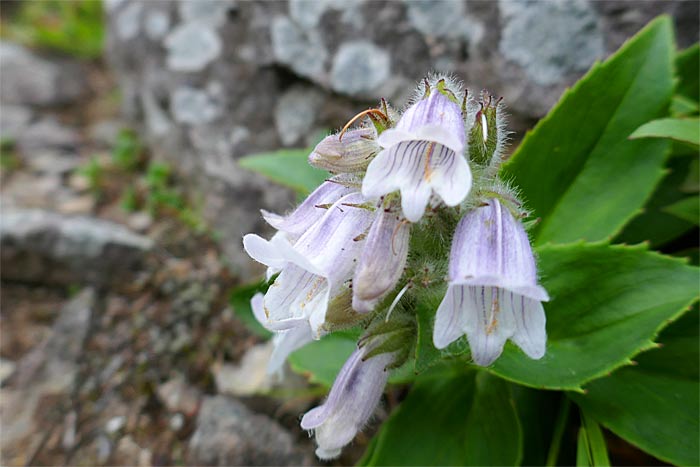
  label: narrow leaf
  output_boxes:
[630,117,700,146]
[663,195,699,224]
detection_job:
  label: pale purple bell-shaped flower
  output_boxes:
[251,292,314,375]
[261,175,356,239]
[433,198,549,366]
[362,85,471,222]
[244,192,373,336]
[301,345,393,460]
[352,207,410,313]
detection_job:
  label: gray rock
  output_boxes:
[0,41,86,107]
[0,209,153,286]
[274,86,324,146]
[156,375,201,415]
[405,0,469,39]
[289,0,342,29]
[0,105,33,142]
[1,289,93,461]
[331,41,391,97]
[16,117,79,153]
[178,0,234,27]
[271,16,328,80]
[145,9,171,40]
[499,0,605,86]
[187,395,311,466]
[171,86,222,125]
[165,22,222,72]
[115,1,143,41]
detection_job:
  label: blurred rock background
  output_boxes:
[0,1,697,466]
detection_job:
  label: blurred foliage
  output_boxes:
[1,0,104,58]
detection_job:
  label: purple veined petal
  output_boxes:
[429,145,472,207]
[301,348,393,460]
[352,210,410,312]
[509,292,547,360]
[251,292,266,325]
[462,285,517,366]
[267,321,315,375]
[395,90,466,150]
[262,178,355,237]
[264,265,326,321]
[361,146,406,200]
[448,198,546,298]
[242,233,288,270]
[294,192,374,286]
[414,124,465,155]
[433,284,469,349]
[376,128,416,149]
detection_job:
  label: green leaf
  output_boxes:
[288,333,357,387]
[490,242,699,390]
[670,94,699,117]
[675,44,699,102]
[511,387,562,466]
[570,310,699,466]
[576,411,611,466]
[630,117,700,146]
[239,147,329,195]
[663,195,699,224]
[229,280,271,338]
[361,367,522,466]
[502,16,674,245]
[615,155,696,247]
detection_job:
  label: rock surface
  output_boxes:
[0,209,153,286]
[103,0,698,272]
[187,395,312,466]
[0,41,87,107]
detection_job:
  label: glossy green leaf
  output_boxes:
[229,279,271,338]
[361,367,522,466]
[511,387,561,467]
[670,95,699,117]
[630,117,700,146]
[570,310,699,466]
[502,17,674,245]
[675,44,699,102]
[490,243,699,390]
[664,195,699,224]
[239,147,329,195]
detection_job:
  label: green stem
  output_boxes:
[546,396,572,466]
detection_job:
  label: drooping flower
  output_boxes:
[352,204,410,313]
[433,198,549,366]
[301,345,393,460]
[261,175,357,239]
[251,292,314,375]
[362,81,471,222]
[308,128,379,173]
[243,192,373,336]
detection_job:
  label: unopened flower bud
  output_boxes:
[308,128,379,173]
[352,208,410,313]
[468,94,503,167]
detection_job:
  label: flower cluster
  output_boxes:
[243,75,548,459]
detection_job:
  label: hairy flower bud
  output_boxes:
[433,198,549,366]
[309,128,379,173]
[352,207,410,313]
[468,93,504,167]
[301,344,393,460]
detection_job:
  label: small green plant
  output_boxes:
[111,129,142,171]
[78,156,104,197]
[119,184,139,213]
[2,0,104,59]
[0,138,20,173]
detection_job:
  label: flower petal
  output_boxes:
[429,146,471,207]
[463,286,516,366]
[433,284,469,349]
[509,293,547,360]
[267,322,315,375]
